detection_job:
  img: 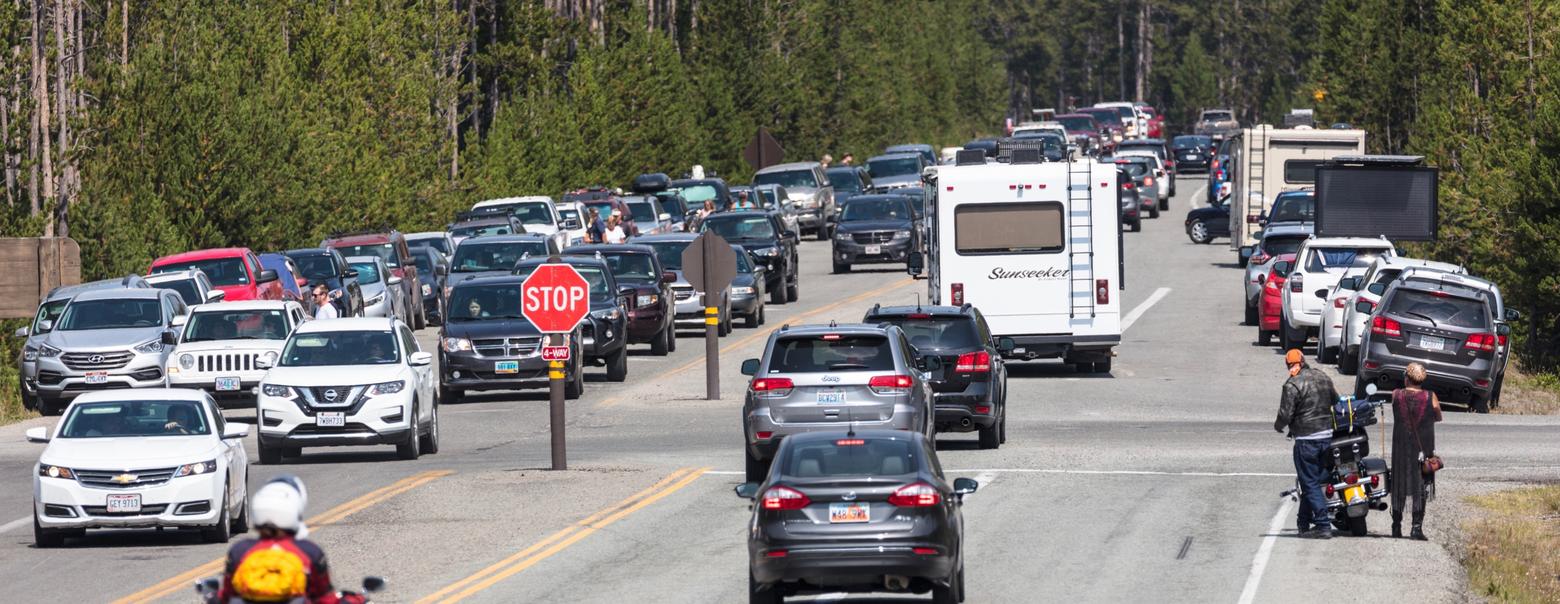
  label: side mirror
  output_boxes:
[783,230,799,241]
[171,314,189,328]
[996,337,1016,354]
[1272,261,1292,278]
[740,358,760,376]
[734,482,760,499]
[1338,277,1358,291]
[1367,283,1387,296]
[341,270,358,280]
[661,271,677,284]
[38,319,53,332]
[25,426,49,443]
[660,213,672,222]
[409,351,433,366]
[1496,323,1512,336]
[1505,308,1522,321]
[920,355,943,372]
[222,423,251,440]
[362,577,387,593]
[906,252,925,276]
[436,265,448,276]
[387,275,403,286]
[205,289,227,302]
[953,477,979,495]
[561,218,581,230]
[257,269,279,283]
[14,326,28,338]
[161,330,179,345]
[1354,301,1373,314]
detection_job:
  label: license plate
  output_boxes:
[1416,335,1447,350]
[829,502,870,523]
[864,245,882,255]
[494,360,519,374]
[84,372,108,385]
[315,412,345,427]
[816,391,846,404]
[106,494,142,513]
[1186,154,1199,160]
[215,377,241,391]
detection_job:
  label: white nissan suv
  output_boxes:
[1279,236,1395,351]
[256,317,439,464]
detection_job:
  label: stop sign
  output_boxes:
[521,263,591,333]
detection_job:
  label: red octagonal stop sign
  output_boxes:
[521,263,591,333]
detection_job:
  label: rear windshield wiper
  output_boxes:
[1402,311,1439,327]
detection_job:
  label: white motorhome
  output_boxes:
[915,151,1123,373]
[1227,125,1366,256]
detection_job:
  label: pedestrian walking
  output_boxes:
[1391,362,1441,540]
[1275,348,1339,539]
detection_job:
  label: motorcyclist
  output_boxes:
[217,476,364,604]
[1275,348,1340,539]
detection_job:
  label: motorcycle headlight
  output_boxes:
[442,337,473,353]
[38,464,74,479]
[371,380,405,396]
[173,460,218,478]
[261,383,294,398]
[23,346,38,362]
[133,339,164,354]
[731,286,754,295]
[37,344,61,358]
[179,354,195,370]
[636,294,657,308]
[422,284,433,296]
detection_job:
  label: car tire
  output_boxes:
[998,396,1008,444]
[769,282,785,305]
[667,324,678,351]
[1471,396,1490,414]
[749,570,782,604]
[202,490,233,544]
[833,260,850,273]
[1353,376,1369,399]
[1279,315,1296,350]
[1095,357,1112,374]
[744,449,769,483]
[932,566,962,604]
[33,512,65,548]
[1148,206,1160,219]
[231,474,250,534]
[1129,220,1141,233]
[1491,375,1504,409]
[1244,301,1259,326]
[1338,346,1357,375]
[1258,330,1273,346]
[420,403,440,455]
[757,304,766,325]
[651,325,671,355]
[745,310,760,329]
[816,223,830,241]
[1317,330,1337,364]
[565,362,584,400]
[258,438,283,465]
[605,347,628,382]
[397,402,422,460]
[785,279,798,303]
[1189,220,1212,244]
[39,397,64,417]
[1160,197,1169,211]
[720,311,733,337]
[978,417,1000,450]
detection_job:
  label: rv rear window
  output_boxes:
[954,202,1064,255]
[1283,160,1324,184]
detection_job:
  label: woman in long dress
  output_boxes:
[1390,362,1441,540]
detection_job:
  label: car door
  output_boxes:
[207,397,244,502]
[399,325,433,420]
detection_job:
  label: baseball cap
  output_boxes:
[1284,349,1304,365]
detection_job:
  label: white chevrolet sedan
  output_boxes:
[27,388,250,547]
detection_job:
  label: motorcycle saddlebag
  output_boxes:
[1360,456,1388,476]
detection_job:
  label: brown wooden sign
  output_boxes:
[742,127,785,172]
[0,238,81,318]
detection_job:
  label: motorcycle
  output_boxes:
[1283,384,1392,537]
[195,575,385,603]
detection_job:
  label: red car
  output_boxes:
[1257,253,1298,346]
[149,247,284,301]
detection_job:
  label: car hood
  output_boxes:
[733,273,760,288]
[266,364,408,387]
[873,175,919,189]
[45,328,164,350]
[787,187,819,199]
[836,219,911,233]
[173,339,286,354]
[44,435,220,469]
[728,239,780,250]
[1186,206,1227,221]
[442,318,542,340]
[615,279,660,294]
[526,224,559,236]
[448,270,511,287]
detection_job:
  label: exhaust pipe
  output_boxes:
[959,418,972,428]
[885,576,912,591]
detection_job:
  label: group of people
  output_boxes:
[819,153,855,168]
[1276,348,1440,540]
[584,208,630,244]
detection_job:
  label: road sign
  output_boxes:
[0,237,79,318]
[541,346,570,361]
[682,232,738,296]
[742,127,785,172]
[522,263,590,333]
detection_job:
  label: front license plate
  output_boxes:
[829,502,870,523]
[315,412,345,427]
[864,245,882,255]
[494,360,520,374]
[106,493,142,513]
[84,372,108,385]
[816,391,846,404]
[1416,335,1447,350]
[215,377,241,391]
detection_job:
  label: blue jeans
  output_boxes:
[1293,438,1331,531]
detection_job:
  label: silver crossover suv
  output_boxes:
[739,323,937,481]
[31,288,187,415]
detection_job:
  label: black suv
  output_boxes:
[831,195,920,273]
[284,247,365,317]
[697,210,799,304]
[439,275,584,402]
[514,256,631,381]
[564,244,677,355]
[864,304,1009,449]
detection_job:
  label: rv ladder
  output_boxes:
[1246,126,1267,228]
[1067,161,1096,319]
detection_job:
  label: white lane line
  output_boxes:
[0,515,30,534]
[971,471,998,490]
[706,469,1291,478]
[1189,183,1209,209]
[1237,497,1294,604]
[1121,287,1171,332]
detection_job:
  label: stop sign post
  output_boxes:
[521,260,591,471]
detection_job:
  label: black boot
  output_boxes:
[1391,513,1403,539]
[1410,512,1427,541]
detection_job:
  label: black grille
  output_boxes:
[300,386,363,408]
[37,370,63,385]
[75,467,178,489]
[852,231,896,244]
[65,383,130,392]
[81,504,169,517]
[289,422,374,436]
[197,353,260,373]
[472,337,542,358]
[62,351,134,371]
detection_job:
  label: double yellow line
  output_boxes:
[112,470,452,604]
[417,466,710,603]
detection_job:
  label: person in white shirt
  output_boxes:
[311,284,339,320]
[604,214,628,244]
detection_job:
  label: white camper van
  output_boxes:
[915,151,1123,373]
[1228,125,1366,258]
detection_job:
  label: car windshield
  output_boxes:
[701,215,776,240]
[333,243,398,267]
[756,189,780,209]
[1305,247,1388,273]
[57,298,163,331]
[645,241,689,270]
[1269,193,1315,222]
[153,279,203,306]
[501,202,556,226]
[1261,235,1308,256]
[779,438,919,478]
[1173,135,1211,149]
[842,198,910,222]
[876,317,978,351]
[827,168,863,193]
[452,223,514,239]
[408,237,451,256]
[1118,142,1165,158]
[452,242,546,272]
[1110,106,1134,120]
[602,253,658,281]
[33,299,68,333]
[769,335,894,372]
[349,262,384,285]
[290,254,338,280]
[1114,161,1149,177]
[626,201,658,224]
[673,184,720,204]
[280,330,399,366]
[868,157,920,179]
[754,170,818,189]
[1203,111,1233,121]
[447,284,526,322]
[1388,290,1489,329]
[59,400,210,438]
[184,309,288,342]
[1056,116,1095,132]
[558,207,581,223]
[655,194,687,217]
[153,258,247,286]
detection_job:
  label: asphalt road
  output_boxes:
[2,177,1558,603]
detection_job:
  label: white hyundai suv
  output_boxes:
[167,301,307,408]
[256,317,439,464]
[1279,236,1395,351]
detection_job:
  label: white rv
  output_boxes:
[1227,125,1366,256]
[916,151,1123,373]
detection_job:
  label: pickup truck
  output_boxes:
[1194,109,1240,136]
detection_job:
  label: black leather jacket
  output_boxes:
[1276,365,1337,436]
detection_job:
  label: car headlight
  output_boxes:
[592,309,620,321]
[442,337,473,353]
[23,346,37,362]
[636,294,658,308]
[892,231,910,239]
[261,383,294,398]
[37,344,61,358]
[422,284,433,296]
[371,380,405,396]
[133,339,164,354]
[753,247,779,256]
[38,464,74,479]
[367,293,385,306]
[173,460,218,478]
[179,354,195,369]
[834,231,852,241]
[732,286,754,295]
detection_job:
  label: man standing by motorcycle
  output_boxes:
[1275,349,1339,539]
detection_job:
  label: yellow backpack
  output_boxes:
[232,543,309,602]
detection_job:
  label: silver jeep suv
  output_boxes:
[31,288,187,415]
[739,323,936,481]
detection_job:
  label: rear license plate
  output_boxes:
[864,245,882,255]
[215,377,241,391]
[106,494,142,513]
[494,360,519,374]
[315,412,345,427]
[84,372,108,385]
[1416,335,1447,350]
[829,502,870,523]
[816,391,846,404]
[1186,154,1199,160]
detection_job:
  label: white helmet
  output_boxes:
[250,476,308,535]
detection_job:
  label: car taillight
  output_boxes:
[761,486,810,510]
[888,483,942,507]
[1144,176,1155,187]
[1096,279,1109,305]
[955,351,990,373]
[750,377,794,397]
[950,283,964,306]
[1250,252,1270,265]
[1464,333,1497,353]
[1289,273,1304,293]
[1333,296,1348,309]
[1371,316,1402,337]
[1497,334,1508,347]
[1122,182,1135,190]
[868,375,914,395]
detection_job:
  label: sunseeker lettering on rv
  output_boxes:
[989,267,1071,280]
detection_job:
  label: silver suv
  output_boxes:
[31,288,187,415]
[739,323,937,481]
[15,276,152,412]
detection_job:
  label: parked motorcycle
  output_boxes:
[195,575,385,603]
[1282,383,1391,537]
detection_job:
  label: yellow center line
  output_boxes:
[112,469,453,604]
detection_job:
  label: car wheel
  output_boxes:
[1491,375,1504,409]
[564,362,584,400]
[1338,346,1357,375]
[1279,315,1294,350]
[833,260,850,273]
[1148,206,1160,219]
[998,397,1007,444]
[749,570,782,604]
[39,397,64,417]
[605,347,628,382]
[33,512,65,548]
[978,416,1000,450]
[420,403,440,454]
[745,310,760,329]
[666,322,678,351]
[1129,219,1141,233]
[202,489,233,543]
[769,281,785,305]
[744,449,769,483]
[258,438,283,465]
[1160,197,1169,211]
[651,325,671,355]
[1353,376,1369,399]
[719,312,733,337]
[785,279,798,303]
[1189,220,1212,244]
[1471,395,1490,414]
[816,224,830,241]
[932,566,962,604]
[230,474,250,534]
[397,402,422,460]
[1244,300,1259,326]
[757,304,766,325]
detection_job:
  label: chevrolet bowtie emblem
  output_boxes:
[111,473,138,484]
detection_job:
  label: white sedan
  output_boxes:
[27,388,250,547]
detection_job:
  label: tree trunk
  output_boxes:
[1116,2,1125,100]
[1135,0,1151,102]
[121,0,128,67]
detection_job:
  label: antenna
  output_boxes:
[829,319,838,328]
[915,292,922,312]
[846,407,856,437]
